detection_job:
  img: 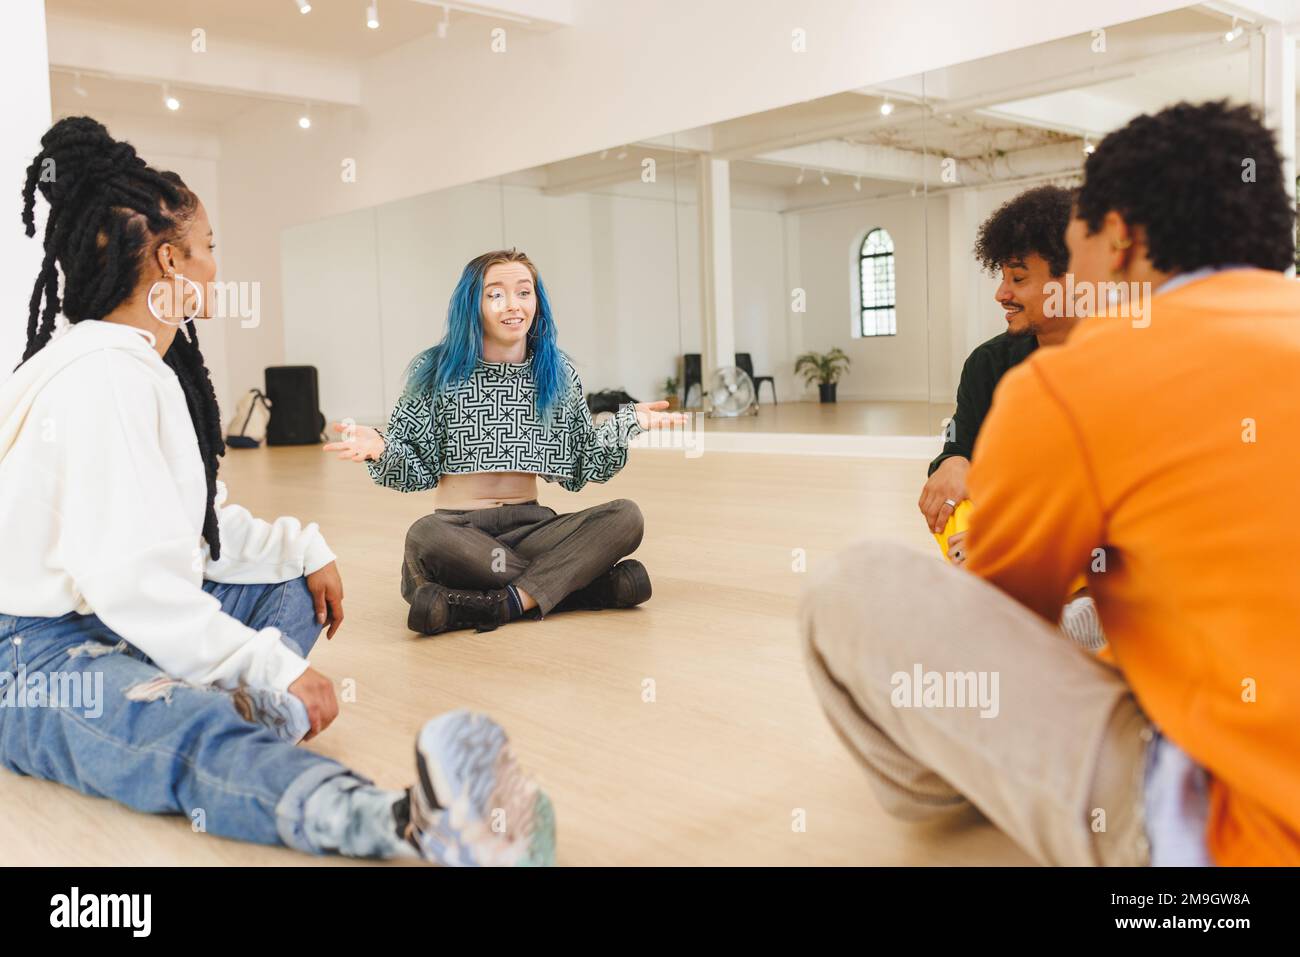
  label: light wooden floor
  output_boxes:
[0,445,1032,866]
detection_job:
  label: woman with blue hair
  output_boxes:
[326,249,683,635]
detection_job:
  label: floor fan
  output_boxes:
[706,366,758,417]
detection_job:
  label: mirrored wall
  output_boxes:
[282,4,1272,438]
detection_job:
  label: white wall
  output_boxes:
[790,193,950,403]
[280,207,386,424]
[281,179,788,424]
[0,0,50,376]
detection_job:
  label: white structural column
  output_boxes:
[1250,20,1296,276]
[780,210,804,402]
[946,189,981,402]
[2,0,52,378]
[697,157,736,399]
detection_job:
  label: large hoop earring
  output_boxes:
[147,273,203,326]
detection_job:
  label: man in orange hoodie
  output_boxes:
[802,100,1298,866]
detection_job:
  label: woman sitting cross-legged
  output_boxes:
[326,249,685,636]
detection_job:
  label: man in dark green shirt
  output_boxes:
[919,185,1077,534]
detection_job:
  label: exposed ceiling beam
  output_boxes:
[539,147,687,195]
[637,128,714,153]
[750,140,941,184]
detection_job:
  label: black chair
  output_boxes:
[735,353,776,404]
[682,353,703,408]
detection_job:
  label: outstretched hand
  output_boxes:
[323,421,385,462]
[634,400,689,431]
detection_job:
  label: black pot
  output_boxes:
[818,382,838,404]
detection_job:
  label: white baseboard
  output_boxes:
[630,429,941,459]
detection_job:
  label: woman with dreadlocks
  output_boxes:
[324,249,687,636]
[0,117,554,866]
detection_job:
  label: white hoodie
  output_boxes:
[0,321,335,692]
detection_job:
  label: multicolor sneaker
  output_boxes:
[231,686,313,744]
[405,710,556,866]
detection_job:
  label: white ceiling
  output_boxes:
[46,0,458,58]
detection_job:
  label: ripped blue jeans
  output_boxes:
[0,579,360,851]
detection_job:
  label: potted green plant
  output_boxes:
[661,375,681,411]
[794,348,851,403]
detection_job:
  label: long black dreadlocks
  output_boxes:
[20,116,226,559]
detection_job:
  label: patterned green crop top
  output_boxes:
[366,357,644,493]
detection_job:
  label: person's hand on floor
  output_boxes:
[323,421,385,462]
[288,667,339,740]
[919,456,970,533]
[634,400,690,430]
[306,560,345,638]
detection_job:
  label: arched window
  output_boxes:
[858,227,896,336]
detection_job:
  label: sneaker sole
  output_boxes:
[413,709,556,866]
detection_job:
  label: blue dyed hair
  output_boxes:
[403,249,567,420]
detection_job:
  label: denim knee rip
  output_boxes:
[123,674,196,705]
[67,638,128,660]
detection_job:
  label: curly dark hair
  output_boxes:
[20,116,227,558]
[973,184,1074,278]
[1076,100,1295,273]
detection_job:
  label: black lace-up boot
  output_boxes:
[552,560,652,613]
[407,583,514,635]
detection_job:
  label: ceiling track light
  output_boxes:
[437,4,450,38]
[299,103,312,129]
[1224,18,1243,43]
[880,99,894,116]
[853,176,862,192]
[819,171,830,186]
[162,83,180,111]
[367,1,380,29]
[72,71,87,97]
[295,0,312,13]
[1082,137,1095,155]
[616,146,628,160]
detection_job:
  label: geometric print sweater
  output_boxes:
[366,355,644,493]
